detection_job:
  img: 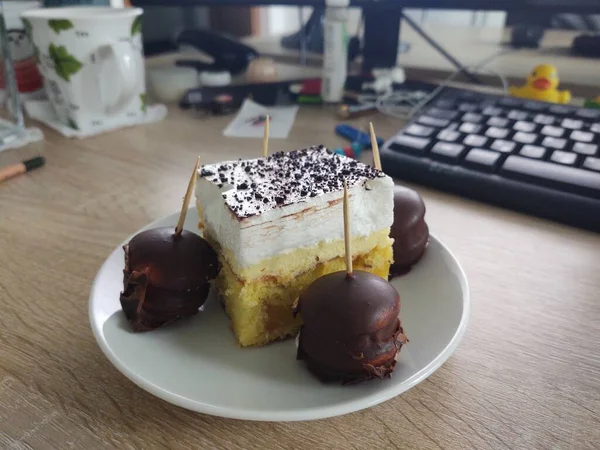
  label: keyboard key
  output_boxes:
[514,121,536,132]
[427,108,458,120]
[486,127,510,139]
[583,157,600,172]
[417,115,450,128]
[459,122,481,134]
[550,150,577,165]
[542,136,567,149]
[576,108,600,119]
[464,148,501,171]
[482,106,503,116]
[541,125,565,137]
[513,131,537,144]
[434,99,455,109]
[491,139,517,153]
[390,134,430,152]
[462,112,484,123]
[549,104,575,115]
[479,100,497,110]
[499,97,521,107]
[502,155,600,196]
[459,91,482,101]
[488,117,510,127]
[562,118,583,130]
[464,134,488,147]
[571,130,594,143]
[573,142,598,156]
[458,103,478,112]
[534,114,556,125]
[520,145,546,159]
[431,142,465,160]
[508,110,529,120]
[590,124,600,134]
[405,124,435,137]
[523,101,547,111]
[438,129,460,142]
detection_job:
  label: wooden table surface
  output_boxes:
[1,105,599,450]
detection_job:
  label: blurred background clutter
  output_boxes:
[1,0,600,230]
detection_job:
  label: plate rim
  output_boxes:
[89,212,471,422]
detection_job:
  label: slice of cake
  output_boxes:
[195,146,394,347]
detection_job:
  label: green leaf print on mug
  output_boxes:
[140,93,147,113]
[131,16,142,36]
[33,45,41,64]
[49,19,74,34]
[49,44,83,82]
[22,18,32,37]
[67,118,79,130]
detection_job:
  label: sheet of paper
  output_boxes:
[223,99,299,139]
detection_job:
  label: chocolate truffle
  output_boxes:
[294,270,408,384]
[120,226,219,332]
[390,186,429,277]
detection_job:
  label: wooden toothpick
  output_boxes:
[369,122,382,171]
[262,114,270,158]
[343,180,353,276]
[175,156,201,236]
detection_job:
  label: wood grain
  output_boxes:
[1,105,599,450]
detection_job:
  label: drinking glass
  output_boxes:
[0,0,25,147]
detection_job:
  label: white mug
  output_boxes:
[21,7,145,133]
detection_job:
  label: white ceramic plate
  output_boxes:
[89,210,470,422]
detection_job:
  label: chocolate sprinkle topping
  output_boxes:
[198,146,384,219]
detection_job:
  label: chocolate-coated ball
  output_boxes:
[294,270,407,384]
[120,226,219,331]
[390,186,429,277]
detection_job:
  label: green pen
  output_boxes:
[297,95,323,104]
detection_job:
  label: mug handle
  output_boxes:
[97,41,139,115]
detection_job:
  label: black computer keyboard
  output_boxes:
[380,88,600,232]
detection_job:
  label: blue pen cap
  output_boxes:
[335,124,384,149]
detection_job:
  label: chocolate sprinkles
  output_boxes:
[198,146,383,219]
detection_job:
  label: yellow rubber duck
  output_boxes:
[508,64,571,104]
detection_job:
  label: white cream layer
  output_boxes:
[196,176,393,270]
